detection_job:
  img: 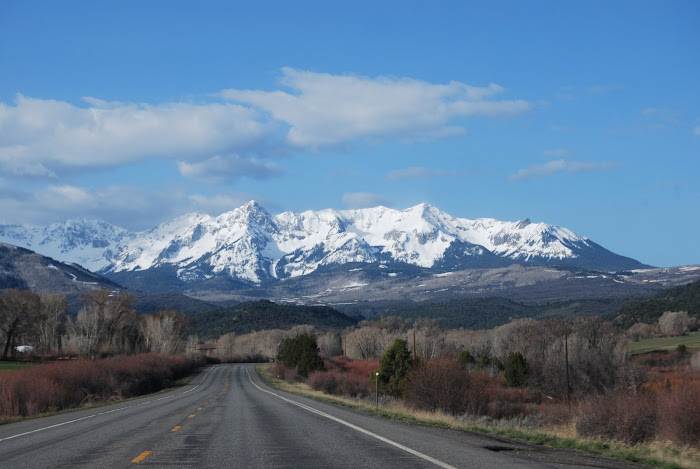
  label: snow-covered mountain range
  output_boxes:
[0,201,646,288]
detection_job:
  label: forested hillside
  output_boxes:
[610,280,700,328]
[195,300,358,338]
[340,296,634,329]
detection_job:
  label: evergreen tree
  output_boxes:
[458,350,475,367]
[504,351,530,387]
[277,333,324,377]
[378,338,414,397]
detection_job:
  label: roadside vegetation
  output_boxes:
[0,353,206,422]
[260,313,699,469]
[0,288,210,423]
[1,283,699,467]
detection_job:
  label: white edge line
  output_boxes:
[0,365,220,443]
[246,368,456,469]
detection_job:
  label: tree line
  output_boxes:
[0,288,193,360]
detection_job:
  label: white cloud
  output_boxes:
[187,193,280,217]
[0,69,530,185]
[0,94,273,178]
[177,155,283,184]
[0,183,280,231]
[509,159,618,181]
[46,185,94,204]
[386,166,456,181]
[0,184,186,230]
[341,192,392,209]
[222,67,531,147]
[694,125,700,136]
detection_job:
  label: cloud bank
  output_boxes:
[222,68,530,147]
[0,68,530,185]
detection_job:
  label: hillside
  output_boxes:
[0,242,120,294]
[195,300,359,338]
[0,242,217,315]
[339,295,637,330]
[609,280,700,328]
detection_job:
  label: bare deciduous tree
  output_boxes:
[344,325,383,359]
[627,322,656,342]
[142,310,192,354]
[217,332,236,356]
[317,331,342,357]
[0,289,41,359]
[66,290,140,357]
[413,318,446,360]
[658,311,690,336]
[36,294,67,355]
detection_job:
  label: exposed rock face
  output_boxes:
[0,201,647,288]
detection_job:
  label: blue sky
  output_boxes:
[0,1,698,267]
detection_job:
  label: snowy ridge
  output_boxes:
[0,201,639,285]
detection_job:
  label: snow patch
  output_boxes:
[433,272,454,278]
[342,281,368,289]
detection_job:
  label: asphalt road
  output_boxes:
[0,364,640,468]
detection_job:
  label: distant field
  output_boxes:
[628,331,700,355]
[0,361,36,373]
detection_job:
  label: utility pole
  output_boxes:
[565,323,571,407]
[413,329,416,361]
[375,372,379,408]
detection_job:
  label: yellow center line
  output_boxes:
[197,407,203,411]
[171,426,181,432]
[188,414,195,418]
[131,451,152,463]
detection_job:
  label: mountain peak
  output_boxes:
[242,199,265,211]
[515,218,531,229]
[0,201,647,285]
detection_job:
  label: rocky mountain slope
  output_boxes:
[0,242,215,315]
[0,202,649,293]
[0,242,120,294]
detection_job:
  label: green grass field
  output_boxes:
[628,331,700,355]
[0,361,36,373]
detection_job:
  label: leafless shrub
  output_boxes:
[317,331,342,357]
[0,354,200,419]
[576,393,658,444]
[627,322,656,342]
[657,385,700,446]
[404,358,489,416]
[691,352,700,372]
[658,311,690,336]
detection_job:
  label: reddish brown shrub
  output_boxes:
[270,362,297,381]
[538,401,575,425]
[0,354,200,419]
[576,393,658,444]
[308,370,340,394]
[403,359,493,416]
[657,384,700,445]
[306,358,378,397]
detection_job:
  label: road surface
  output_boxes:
[0,364,640,468]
